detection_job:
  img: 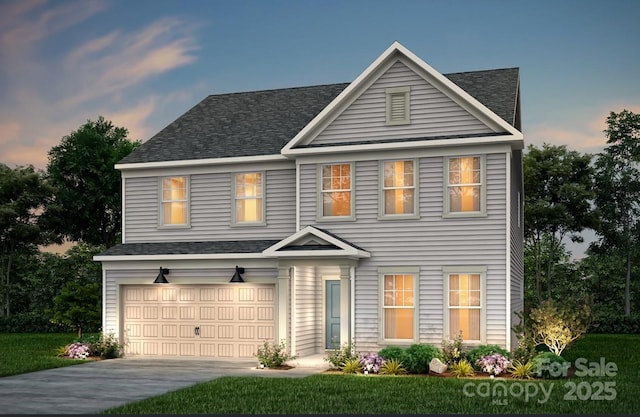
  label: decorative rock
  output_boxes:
[429,357,448,374]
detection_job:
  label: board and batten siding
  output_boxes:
[123,169,296,243]
[299,153,508,352]
[509,149,525,350]
[103,267,278,347]
[309,60,494,147]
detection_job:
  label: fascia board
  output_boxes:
[265,249,370,259]
[116,154,288,171]
[263,226,370,258]
[284,134,524,157]
[93,253,267,262]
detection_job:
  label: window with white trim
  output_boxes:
[445,268,485,342]
[386,86,410,125]
[234,172,264,224]
[381,271,415,340]
[160,176,188,226]
[320,163,352,218]
[446,156,483,214]
[382,159,416,216]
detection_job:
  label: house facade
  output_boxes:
[95,42,524,359]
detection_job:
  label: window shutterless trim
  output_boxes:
[378,266,419,343]
[158,175,191,229]
[232,171,266,227]
[442,266,487,344]
[443,155,487,218]
[378,158,419,220]
[316,162,355,221]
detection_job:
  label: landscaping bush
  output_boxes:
[589,311,640,334]
[467,344,511,370]
[476,353,511,376]
[512,336,538,363]
[403,344,442,374]
[529,299,590,356]
[441,333,466,364]
[325,340,358,369]
[255,340,295,368]
[449,359,474,378]
[0,312,71,333]
[532,351,570,379]
[377,345,406,362]
[379,358,407,375]
[359,352,384,373]
[77,333,122,359]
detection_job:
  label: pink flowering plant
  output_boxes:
[476,353,512,376]
[65,342,92,359]
[359,352,385,373]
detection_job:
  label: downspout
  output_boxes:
[102,268,107,336]
[295,161,300,231]
[505,152,512,351]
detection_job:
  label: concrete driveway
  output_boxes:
[0,357,325,414]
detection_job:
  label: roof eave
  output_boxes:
[115,154,289,171]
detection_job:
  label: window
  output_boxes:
[160,176,188,226]
[386,86,410,125]
[381,270,416,340]
[446,156,483,215]
[320,163,352,218]
[381,160,416,216]
[234,172,264,224]
[444,267,486,342]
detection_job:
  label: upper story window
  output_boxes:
[385,86,410,125]
[319,163,353,219]
[381,159,417,217]
[380,268,417,341]
[234,172,264,225]
[446,156,485,216]
[160,176,189,226]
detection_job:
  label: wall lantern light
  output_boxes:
[154,267,170,284]
[230,266,245,283]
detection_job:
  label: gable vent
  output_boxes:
[385,86,410,125]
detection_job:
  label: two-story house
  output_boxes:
[95,41,524,360]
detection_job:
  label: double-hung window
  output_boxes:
[320,163,353,219]
[380,268,417,340]
[446,156,484,215]
[234,172,264,225]
[444,267,486,342]
[160,176,189,226]
[381,159,416,217]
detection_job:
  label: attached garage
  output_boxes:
[121,284,276,358]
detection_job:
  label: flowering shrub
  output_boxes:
[359,352,384,373]
[441,333,465,364]
[476,353,512,376]
[65,342,91,359]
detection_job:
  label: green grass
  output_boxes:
[0,333,89,377]
[103,334,640,414]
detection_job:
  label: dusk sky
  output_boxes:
[1,0,639,170]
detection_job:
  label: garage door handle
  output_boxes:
[194,326,200,336]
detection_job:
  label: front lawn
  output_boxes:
[104,334,639,414]
[0,333,89,377]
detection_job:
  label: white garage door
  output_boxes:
[122,284,276,358]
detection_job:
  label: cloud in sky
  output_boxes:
[0,0,199,169]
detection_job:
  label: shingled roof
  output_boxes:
[119,68,519,164]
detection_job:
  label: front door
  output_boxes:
[325,280,341,349]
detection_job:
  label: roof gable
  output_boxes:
[263,226,370,259]
[282,41,522,155]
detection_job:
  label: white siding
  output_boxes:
[124,169,296,242]
[299,153,508,351]
[293,266,318,357]
[310,61,494,147]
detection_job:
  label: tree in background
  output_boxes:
[50,280,101,338]
[0,164,56,317]
[45,116,140,248]
[523,143,597,302]
[592,110,640,317]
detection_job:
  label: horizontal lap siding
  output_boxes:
[294,266,317,357]
[124,169,296,242]
[300,153,507,351]
[311,61,493,146]
[510,150,525,350]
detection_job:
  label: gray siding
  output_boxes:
[124,169,296,243]
[293,266,318,357]
[509,149,525,350]
[310,61,494,146]
[300,153,508,351]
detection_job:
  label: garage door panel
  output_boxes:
[123,284,276,358]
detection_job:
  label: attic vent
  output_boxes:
[386,86,410,125]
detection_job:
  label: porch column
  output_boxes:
[339,265,351,344]
[277,266,290,347]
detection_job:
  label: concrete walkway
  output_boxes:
[0,356,328,414]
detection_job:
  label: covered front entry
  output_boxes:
[121,284,275,358]
[325,279,341,349]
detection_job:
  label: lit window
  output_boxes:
[448,273,482,341]
[321,164,352,217]
[383,273,415,340]
[235,172,264,224]
[448,156,482,213]
[161,176,188,226]
[382,160,415,216]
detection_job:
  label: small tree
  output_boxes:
[50,281,101,338]
[529,299,591,356]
